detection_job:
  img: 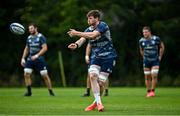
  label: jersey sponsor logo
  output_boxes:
[145,46,154,49]
[144,50,156,54]
[98,52,111,56]
[29,43,40,47]
[91,41,109,47]
[30,47,40,51]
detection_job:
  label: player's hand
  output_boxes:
[31,54,39,61]
[21,58,26,67]
[85,55,90,64]
[67,29,77,37]
[68,43,78,50]
[159,56,162,61]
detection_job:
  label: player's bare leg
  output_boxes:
[144,68,152,97]
[151,74,158,91]
[98,81,105,112]
[85,73,104,112]
[89,73,101,104]
[150,66,159,97]
[99,84,104,96]
[99,81,105,96]
[104,79,109,96]
[41,72,55,96]
[24,73,32,96]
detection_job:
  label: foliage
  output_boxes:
[0,0,180,86]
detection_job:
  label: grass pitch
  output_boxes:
[0,87,180,115]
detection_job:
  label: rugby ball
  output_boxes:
[10,23,25,35]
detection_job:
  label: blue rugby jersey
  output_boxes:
[85,21,117,59]
[139,35,161,61]
[26,33,46,58]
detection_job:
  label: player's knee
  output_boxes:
[89,73,98,81]
[99,81,105,87]
[145,77,151,81]
[24,73,31,78]
[42,76,48,81]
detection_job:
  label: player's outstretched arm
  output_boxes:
[68,43,78,50]
[67,29,100,39]
[68,37,86,50]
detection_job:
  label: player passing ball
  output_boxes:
[67,10,117,112]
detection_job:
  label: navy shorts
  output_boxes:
[90,57,116,73]
[143,59,159,68]
[25,57,47,71]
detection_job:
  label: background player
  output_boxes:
[21,23,55,96]
[139,26,165,97]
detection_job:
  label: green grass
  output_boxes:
[0,87,180,115]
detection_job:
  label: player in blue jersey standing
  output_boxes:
[67,10,117,112]
[21,23,55,96]
[139,26,165,97]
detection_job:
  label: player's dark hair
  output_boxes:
[28,23,38,29]
[143,26,151,32]
[87,10,101,19]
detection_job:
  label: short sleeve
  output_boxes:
[95,22,108,34]
[26,36,30,47]
[26,38,29,47]
[155,36,161,45]
[139,38,143,48]
[40,34,46,45]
